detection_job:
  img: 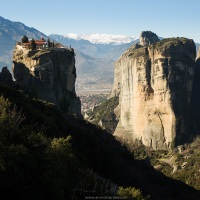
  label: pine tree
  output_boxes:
[21,35,29,43]
[47,38,51,47]
[30,39,36,50]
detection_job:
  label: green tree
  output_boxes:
[30,38,36,50]
[21,35,29,43]
[117,187,150,200]
[47,38,51,47]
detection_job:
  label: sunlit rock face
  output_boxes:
[112,33,196,149]
[12,45,81,116]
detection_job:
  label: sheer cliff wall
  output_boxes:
[112,37,196,149]
[12,45,81,116]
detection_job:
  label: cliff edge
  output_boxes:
[12,45,81,116]
[112,31,196,149]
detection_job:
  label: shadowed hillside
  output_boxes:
[0,84,200,200]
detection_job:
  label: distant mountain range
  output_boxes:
[50,34,138,61]
[53,33,138,45]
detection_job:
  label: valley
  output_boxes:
[76,74,112,94]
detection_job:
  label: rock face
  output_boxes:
[140,31,160,47]
[0,66,14,87]
[13,45,81,116]
[112,33,196,149]
[191,48,200,133]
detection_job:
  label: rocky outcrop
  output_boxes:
[140,31,160,46]
[87,96,119,134]
[112,33,196,149]
[0,66,14,87]
[191,48,200,133]
[12,45,81,116]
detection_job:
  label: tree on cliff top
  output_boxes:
[47,38,51,47]
[30,38,36,50]
[21,35,29,43]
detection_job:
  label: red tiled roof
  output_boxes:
[23,41,46,46]
[36,40,46,43]
[35,42,45,45]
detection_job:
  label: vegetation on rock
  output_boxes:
[1,84,200,199]
[117,187,150,200]
[128,137,200,192]
[30,38,36,50]
[0,92,150,200]
[80,94,108,115]
[21,35,29,43]
[87,96,119,133]
[150,37,195,51]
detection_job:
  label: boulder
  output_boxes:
[140,31,160,46]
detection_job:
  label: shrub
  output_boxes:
[117,186,150,200]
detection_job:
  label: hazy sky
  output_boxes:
[1,0,200,42]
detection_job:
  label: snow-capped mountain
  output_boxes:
[50,34,139,60]
[52,33,137,45]
[61,33,138,45]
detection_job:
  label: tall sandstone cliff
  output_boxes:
[12,45,81,116]
[191,48,200,133]
[112,31,196,149]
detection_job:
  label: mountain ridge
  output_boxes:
[50,33,138,60]
[55,33,138,45]
[0,16,47,69]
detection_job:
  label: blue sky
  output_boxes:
[1,0,200,42]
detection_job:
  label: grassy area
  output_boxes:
[150,37,194,50]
